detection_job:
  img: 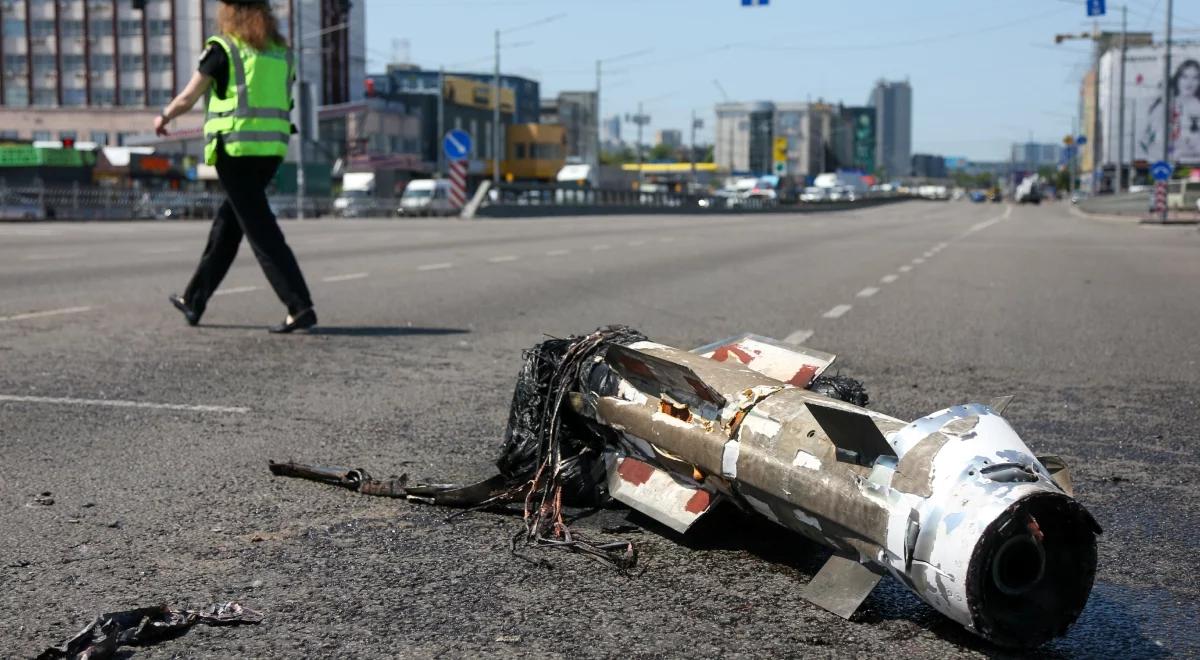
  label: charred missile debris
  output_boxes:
[38,602,262,660]
[272,325,1101,649]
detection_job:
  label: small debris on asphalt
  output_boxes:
[37,602,263,660]
[31,492,55,506]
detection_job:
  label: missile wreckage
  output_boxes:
[272,326,1100,649]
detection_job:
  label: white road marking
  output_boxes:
[784,329,814,345]
[546,249,570,256]
[856,287,880,298]
[141,247,184,255]
[659,237,676,243]
[966,204,1013,234]
[591,244,612,251]
[25,252,82,261]
[899,265,913,273]
[0,306,93,323]
[822,304,852,319]
[881,274,899,284]
[628,240,646,247]
[0,394,248,414]
[322,272,369,282]
[418,262,454,271]
[935,242,949,251]
[213,286,259,296]
[923,251,935,258]
[487,255,519,263]
[912,257,926,264]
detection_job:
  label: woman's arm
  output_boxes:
[154,71,213,136]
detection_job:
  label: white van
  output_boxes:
[399,179,456,217]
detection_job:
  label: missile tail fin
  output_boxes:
[804,554,885,619]
[605,454,719,534]
[693,333,835,387]
[988,395,1015,415]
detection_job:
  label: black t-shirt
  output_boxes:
[197,44,230,99]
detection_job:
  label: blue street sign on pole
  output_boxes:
[1086,0,1106,17]
[443,129,472,161]
[1150,160,1174,181]
[741,0,768,5]
[1075,135,1087,146]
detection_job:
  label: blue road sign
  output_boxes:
[1086,0,1106,17]
[1075,135,1087,146]
[741,0,768,5]
[1150,160,1174,181]
[443,130,472,161]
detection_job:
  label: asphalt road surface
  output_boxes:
[1,201,1197,658]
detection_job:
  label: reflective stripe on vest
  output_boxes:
[203,35,292,165]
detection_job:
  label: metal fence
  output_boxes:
[0,184,338,220]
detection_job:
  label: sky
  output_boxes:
[364,0,1200,162]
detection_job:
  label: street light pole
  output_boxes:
[295,0,306,220]
[493,28,501,187]
[1161,0,1173,222]
[1116,4,1127,193]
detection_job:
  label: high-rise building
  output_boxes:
[715,101,775,174]
[911,153,947,179]
[0,0,364,147]
[1010,142,1062,171]
[869,79,912,178]
[549,91,597,164]
[655,129,682,149]
[601,114,621,146]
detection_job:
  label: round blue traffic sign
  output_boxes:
[443,130,472,161]
[1150,160,1173,182]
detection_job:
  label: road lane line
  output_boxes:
[0,306,93,323]
[881,274,899,284]
[899,265,913,273]
[25,252,82,261]
[0,394,248,414]
[546,249,570,256]
[322,272,369,282]
[591,244,612,251]
[912,257,926,264]
[628,240,646,247]
[213,286,259,296]
[418,262,454,271]
[784,329,814,345]
[822,304,852,319]
[856,287,880,298]
[923,251,935,258]
[934,242,949,251]
[487,255,519,263]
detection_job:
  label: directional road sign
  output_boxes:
[1150,160,1174,182]
[443,130,472,161]
[1086,0,1106,17]
[1075,135,1087,146]
[741,0,768,5]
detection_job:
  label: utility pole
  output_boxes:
[493,28,501,187]
[689,111,702,190]
[1161,0,1173,222]
[1092,19,1101,194]
[596,49,651,171]
[295,0,306,220]
[437,66,445,176]
[627,103,651,186]
[1116,4,1127,193]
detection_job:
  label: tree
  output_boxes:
[647,143,676,162]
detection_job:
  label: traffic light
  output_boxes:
[61,137,75,149]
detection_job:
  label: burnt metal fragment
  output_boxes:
[37,602,262,660]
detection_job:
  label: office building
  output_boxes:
[385,65,540,125]
[717,101,847,178]
[0,0,365,148]
[1010,142,1062,171]
[541,90,597,164]
[869,79,912,177]
[655,129,682,149]
[911,153,947,179]
[714,101,774,174]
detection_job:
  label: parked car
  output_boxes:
[0,193,45,220]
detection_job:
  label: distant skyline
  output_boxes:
[365,0,1200,161]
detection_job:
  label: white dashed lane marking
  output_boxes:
[322,272,369,282]
[546,249,570,256]
[591,244,612,251]
[856,287,879,298]
[822,304,852,319]
[912,257,926,264]
[213,286,259,296]
[0,394,248,414]
[417,262,454,271]
[0,306,93,323]
[899,265,913,273]
[881,274,899,284]
[487,255,519,263]
[784,329,814,345]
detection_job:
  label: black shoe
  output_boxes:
[269,308,317,334]
[169,294,201,326]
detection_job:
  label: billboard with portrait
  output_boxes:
[1099,43,1200,165]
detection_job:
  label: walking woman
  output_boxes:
[157,0,316,333]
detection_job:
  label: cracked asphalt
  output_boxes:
[1,200,1197,658]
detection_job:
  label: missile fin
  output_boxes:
[1037,454,1075,496]
[807,400,897,467]
[692,333,836,387]
[605,454,719,534]
[988,395,1015,415]
[605,343,727,409]
[804,553,885,619]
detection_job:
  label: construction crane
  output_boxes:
[712,79,730,103]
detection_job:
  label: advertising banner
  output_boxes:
[1099,44,1200,166]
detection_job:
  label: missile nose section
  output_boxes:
[967,492,1100,648]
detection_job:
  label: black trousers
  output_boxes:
[183,146,313,316]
